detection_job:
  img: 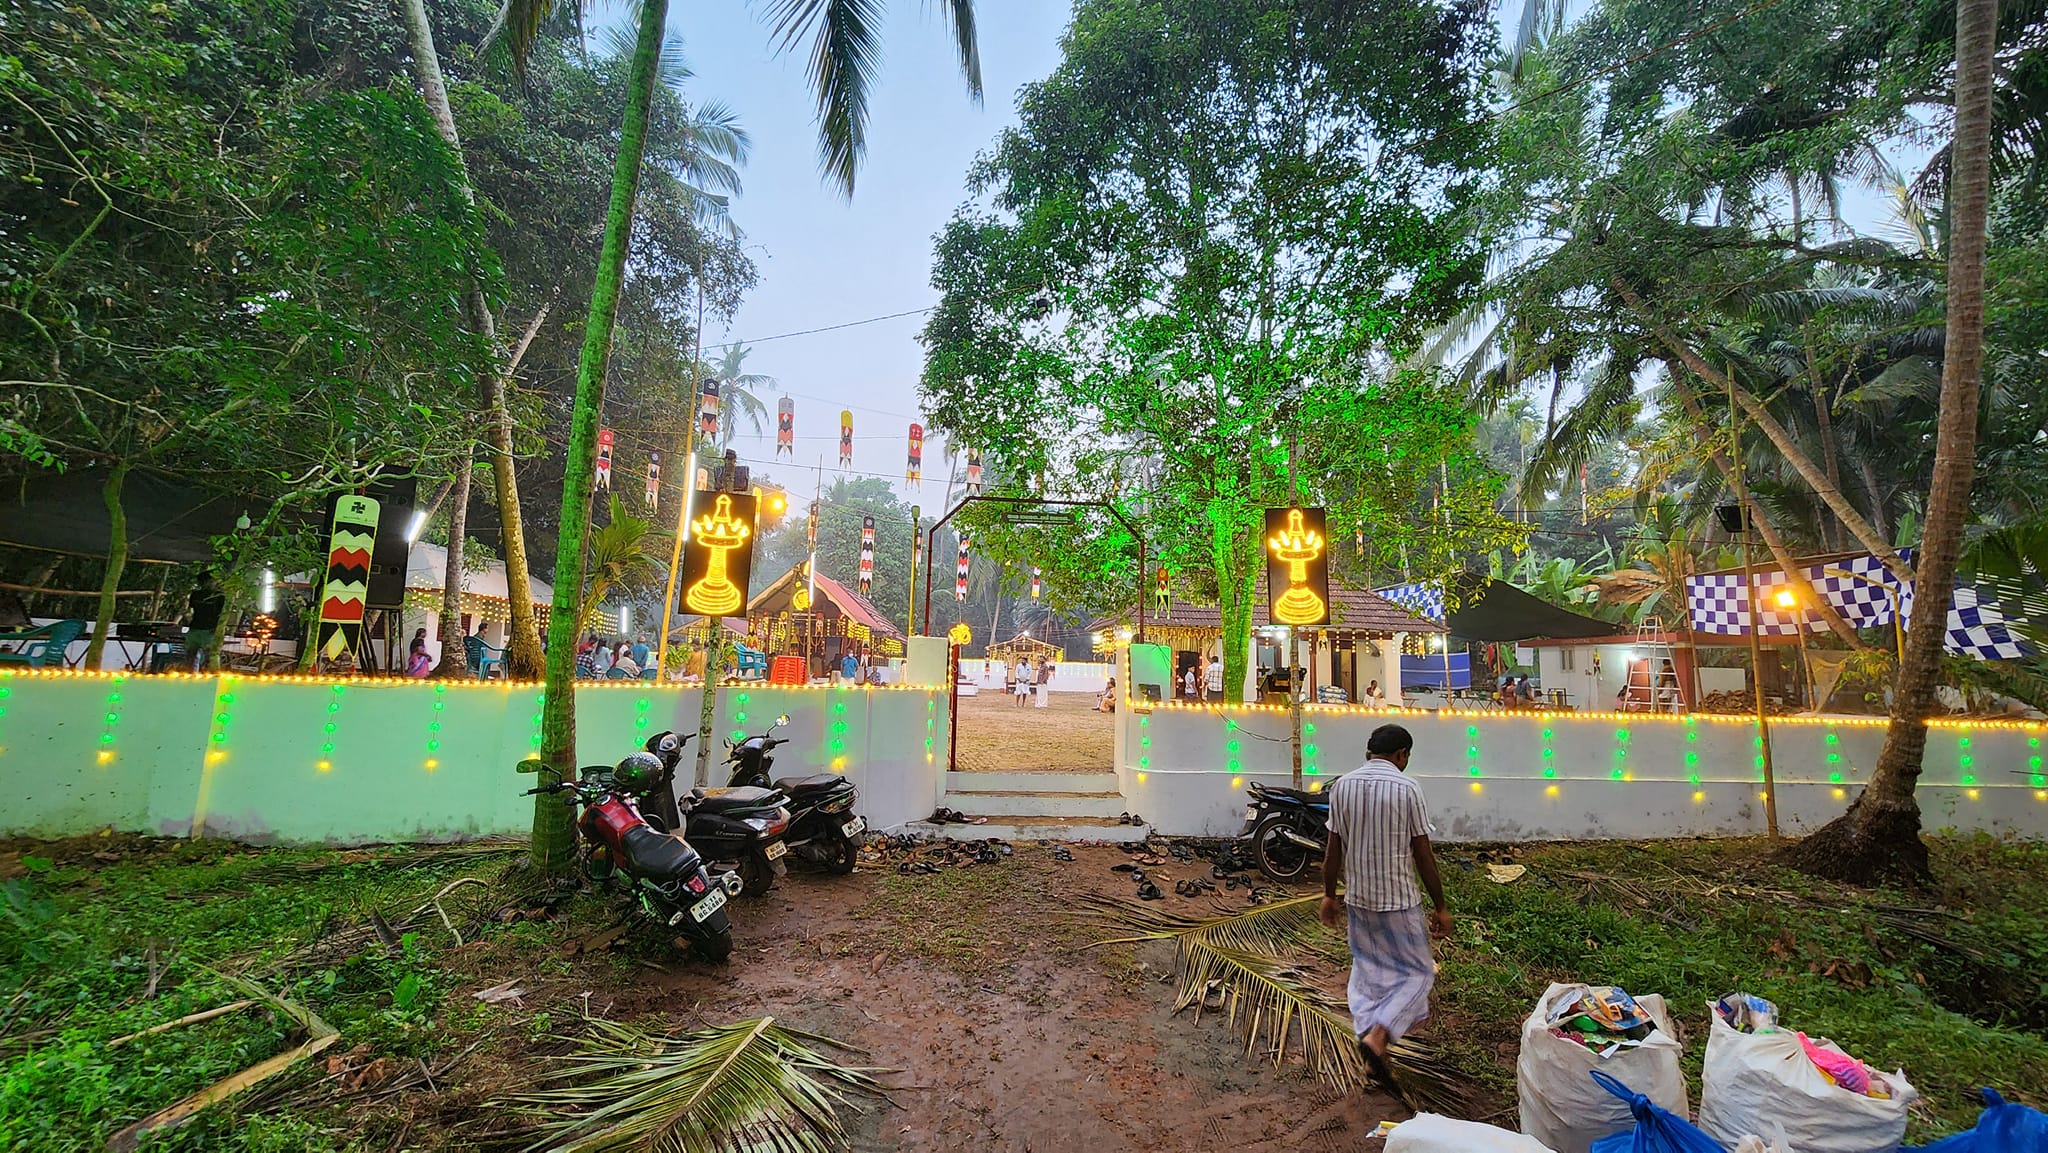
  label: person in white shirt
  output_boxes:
[1204,656,1224,700]
[1183,665,1197,700]
[1320,723,1451,1088]
[590,639,613,678]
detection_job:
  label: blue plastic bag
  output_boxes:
[1586,1070,1728,1153]
[1908,1089,2048,1151]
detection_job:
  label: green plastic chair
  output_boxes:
[0,619,87,668]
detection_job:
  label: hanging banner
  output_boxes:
[956,536,970,601]
[678,491,758,619]
[1031,567,1042,600]
[645,450,661,513]
[1264,506,1330,627]
[838,410,853,467]
[965,448,983,494]
[858,516,876,594]
[907,423,924,487]
[909,505,922,583]
[695,466,710,493]
[316,494,380,661]
[776,396,794,456]
[595,428,614,490]
[806,499,819,548]
[1154,566,1171,616]
[699,380,721,440]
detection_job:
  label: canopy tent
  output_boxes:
[986,634,1061,666]
[0,467,248,564]
[1378,574,1628,642]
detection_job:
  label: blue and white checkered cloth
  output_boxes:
[1684,551,2028,661]
[1377,580,1445,621]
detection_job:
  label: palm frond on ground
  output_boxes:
[1079,894,1471,1114]
[511,1016,886,1152]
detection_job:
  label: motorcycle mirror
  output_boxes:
[515,757,546,775]
[774,714,790,728]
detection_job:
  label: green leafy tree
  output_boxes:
[920,0,1521,701]
[578,495,665,636]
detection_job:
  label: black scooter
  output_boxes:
[726,716,865,874]
[641,730,792,897]
[518,752,740,962]
[1238,781,1329,881]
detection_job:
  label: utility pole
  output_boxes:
[1728,368,1780,839]
[656,279,707,675]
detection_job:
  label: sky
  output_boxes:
[607,2,1075,503]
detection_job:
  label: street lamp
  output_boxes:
[1773,587,1816,711]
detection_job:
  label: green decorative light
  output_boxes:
[1960,754,1974,768]
[1685,751,1699,766]
[1226,739,1240,753]
[1611,767,1624,780]
[1827,752,1840,764]
[730,729,745,741]
[1303,722,1315,735]
[1470,766,1483,778]
[1138,756,1150,768]
[1226,758,1240,771]
[1961,774,1977,786]
[1225,719,1239,730]
[1542,766,1556,778]
[1305,765,1319,775]
[323,722,336,734]
[1139,716,1150,727]
[1959,736,1972,748]
[1542,728,1553,740]
[322,741,335,754]
[1615,728,1629,740]
[1541,748,1555,759]
[1466,725,1479,737]
[1754,755,1765,768]
[1824,733,1839,745]
[1302,743,1316,756]
[1829,771,1843,783]
[1686,730,1698,742]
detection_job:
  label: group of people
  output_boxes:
[403,621,493,678]
[576,634,654,680]
[1006,656,1056,707]
[1179,656,1226,702]
[1498,672,1541,707]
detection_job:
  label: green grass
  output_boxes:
[0,837,525,1152]
[1427,836,2048,1139]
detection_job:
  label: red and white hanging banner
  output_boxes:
[956,536,970,601]
[699,380,720,440]
[858,516,876,594]
[965,448,983,494]
[906,423,924,487]
[838,410,854,467]
[645,450,661,512]
[595,428,614,490]
[776,396,794,456]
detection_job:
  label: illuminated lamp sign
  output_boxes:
[1264,506,1329,627]
[679,491,758,618]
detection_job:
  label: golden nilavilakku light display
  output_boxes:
[683,493,753,617]
[1265,506,1329,627]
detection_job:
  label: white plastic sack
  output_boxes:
[1733,1133,1794,1153]
[1697,1006,1916,1153]
[1389,1114,1559,1152]
[1517,983,1688,1153]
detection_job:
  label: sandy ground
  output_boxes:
[951,691,1116,773]
[410,843,1399,1152]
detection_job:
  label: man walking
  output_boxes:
[1320,723,1451,1085]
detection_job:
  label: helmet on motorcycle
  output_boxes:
[610,751,665,796]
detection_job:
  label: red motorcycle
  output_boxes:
[520,751,739,962]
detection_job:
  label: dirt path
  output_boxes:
[435,843,1397,1151]
[951,691,1116,773]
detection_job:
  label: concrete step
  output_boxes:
[945,770,1120,794]
[940,789,1127,819]
[902,816,1152,843]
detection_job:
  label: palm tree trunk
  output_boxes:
[1614,280,1912,581]
[83,459,131,668]
[400,0,545,681]
[1785,0,1995,886]
[431,458,473,678]
[534,0,668,875]
[1806,342,1847,551]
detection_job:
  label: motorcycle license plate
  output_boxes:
[842,817,866,838]
[1244,806,1259,823]
[763,840,789,861]
[690,886,728,922]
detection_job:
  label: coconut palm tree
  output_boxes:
[708,342,774,451]
[1787,0,1999,884]
[498,0,984,874]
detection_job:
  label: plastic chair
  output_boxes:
[605,666,628,679]
[464,634,506,679]
[0,619,86,668]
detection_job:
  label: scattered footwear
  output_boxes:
[1136,880,1164,900]
[1050,845,1074,862]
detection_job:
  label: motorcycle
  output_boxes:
[639,730,793,898]
[518,751,739,963]
[724,715,865,874]
[1238,781,1329,881]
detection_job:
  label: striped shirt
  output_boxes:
[1327,758,1433,911]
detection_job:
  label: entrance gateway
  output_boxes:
[911,496,1151,840]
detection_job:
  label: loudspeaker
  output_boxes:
[366,477,418,609]
[1714,504,1750,535]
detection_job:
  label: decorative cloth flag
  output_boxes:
[1031,567,1042,599]
[838,410,853,467]
[956,536,970,601]
[966,449,984,494]
[1377,580,1447,621]
[1682,550,2030,660]
[645,451,661,513]
[316,494,380,661]
[806,500,819,548]
[595,428,613,490]
[776,397,794,456]
[1153,566,1171,616]
[699,380,720,439]
[907,423,924,487]
[859,516,876,595]
[1356,524,1365,558]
